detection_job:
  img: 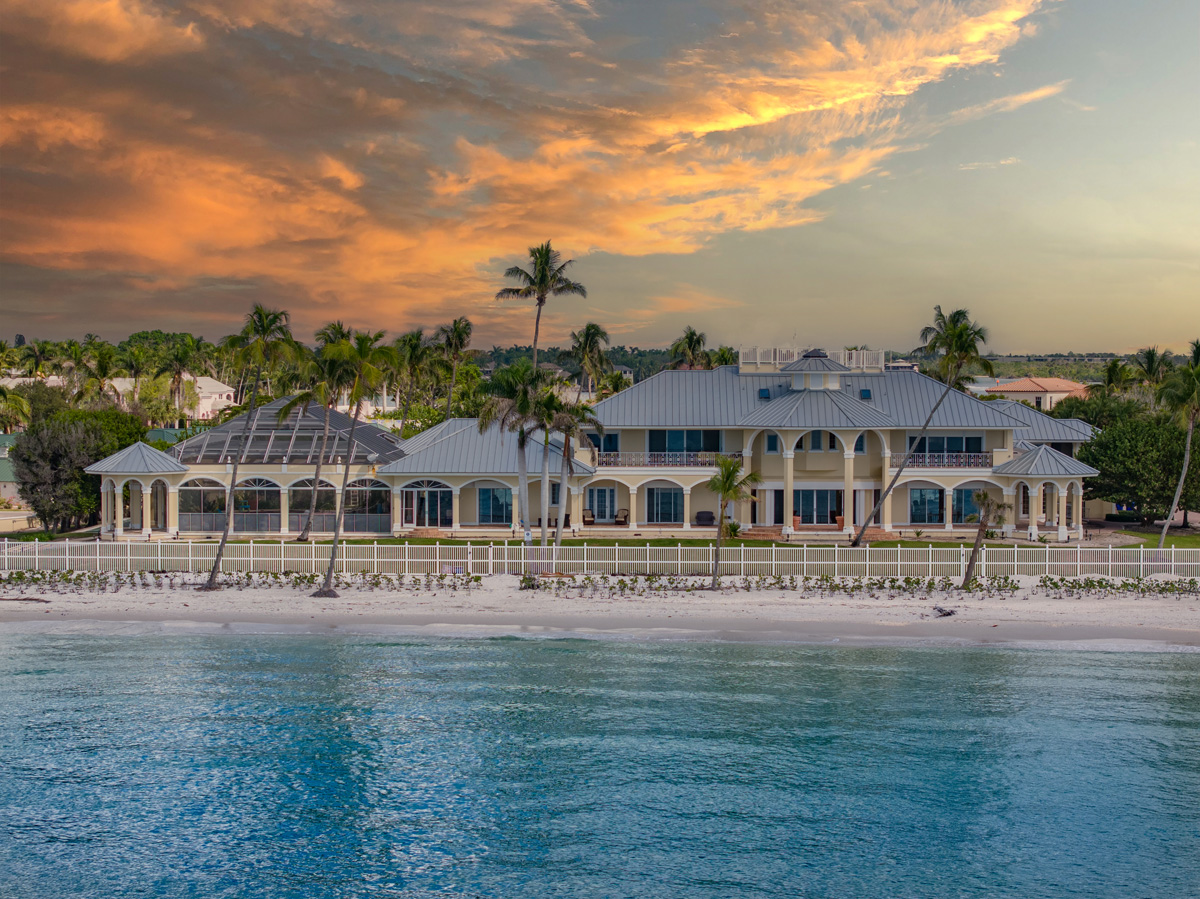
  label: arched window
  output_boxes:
[344,479,391,532]
[400,480,452,529]
[288,479,338,532]
[179,478,226,531]
[233,478,281,532]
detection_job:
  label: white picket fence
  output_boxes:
[1,539,1198,580]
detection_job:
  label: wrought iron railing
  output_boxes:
[892,453,992,468]
[596,451,736,467]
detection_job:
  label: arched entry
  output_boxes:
[344,479,392,532]
[179,478,226,532]
[401,480,453,528]
[233,478,281,532]
[288,479,337,532]
[150,479,169,531]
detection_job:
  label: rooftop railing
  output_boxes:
[890,452,993,469]
[738,347,886,371]
[596,451,737,468]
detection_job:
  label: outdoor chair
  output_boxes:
[695,510,716,527]
[582,509,595,526]
[614,508,630,526]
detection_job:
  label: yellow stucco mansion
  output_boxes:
[87,348,1098,543]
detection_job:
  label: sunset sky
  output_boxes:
[2,0,1196,352]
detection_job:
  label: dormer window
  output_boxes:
[758,388,771,400]
[860,388,872,401]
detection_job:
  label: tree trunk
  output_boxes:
[444,359,458,420]
[298,403,332,542]
[540,430,552,546]
[960,507,991,590]
[532,297,545,367]
[554,438,572,547]
[711,497,724,589]
[1159,413,1195,548]
[397,382,414,436]
[314,400,362,597]
[852,378,956,547]
[202,363,262,590]
[517,429,532,545]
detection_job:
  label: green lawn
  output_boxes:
[1117,530,1200,549]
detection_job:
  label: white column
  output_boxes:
[740,449,754,526]
[279,485,290,535]
[167,487,179,536]
[843,452,855,533]
[1029,484,1042,539]
[628,488,638,529]
[943,486,952,531]
[141,483,152,536]
[392,489,404,534]
[1057,484,1068,542]
[451,489,461,532]
[1073,482,1084,537]
[682,489,691,530]
[782,451,795,534]
[114,481,124,537]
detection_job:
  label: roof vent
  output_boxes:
[860,388,872,401]
[758,388,771,400]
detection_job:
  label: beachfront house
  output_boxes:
[983,376,1088,410]
[85,347,1098,543]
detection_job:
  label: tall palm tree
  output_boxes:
[560,322,611,398]
[122,345,152,409]
[0,385,31,431]
[596,370,632,398]
[77,343,123,405]
[852,306,993,547]
[314,331,391,598]
[550,399,602,547]
[277,341,353,542]
[58,340,88,393]
[155,335,213,422]
[1090,358,1133,397]
[1155,359,1200,548]
[202,305,295,591]
[530,388,566,547]
[669,326,710,370]
[495,241,587,367]
[21,340,54,380]
[479,360,550,545]
[707,456,761,589]
[960,491,1009,589]
[1134,346,1172,386]
[437,316,473,419]
[0,340,19,374]
[1189,339,1200,368]
[710,345,738,367]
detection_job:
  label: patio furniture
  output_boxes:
[614,508,630,526]
[582,509,595,526]
[695,510,715,527]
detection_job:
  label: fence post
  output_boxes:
[833,542,838,578]
[1171,545,1176,577]
[1108,543,1112,578]
[583,542,587,572]
[34,538,39,569]
[436,541,440,573]
[404,541,409,575]
[740,543,745,577]
[489,542,494,576]
[678,543,683,575]
[647,542,651,576]
[864,543,869,577]
[928,544,933,577]
[126,540,131,571]
[771,543,776,577]
[980,544,986,578]
[1077,544,1082,577]
[1139,544,1144,578]
[249,540,254,571]
[373,540,378,574]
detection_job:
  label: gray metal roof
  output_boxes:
[992,444,1099,478]
[985,400,1094,443]
[737,388,895,431]
[171,397,404,466]
[379,420,595,477]
[780,349,849,373]
[86,442,190,475]
[593,366,1027,430]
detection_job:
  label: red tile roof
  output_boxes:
[985,377,1086,394]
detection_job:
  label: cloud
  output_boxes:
[959,156,1022,170]
[1,0,1054,342]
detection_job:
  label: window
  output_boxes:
[478,487,512,524]
[908,434,984,454]
[648,430,721,453]
[860,388,872,400]
[910,488,944,524]
[953,488,980,524]
[766,434,780,453]
[792,489,843,525]
[646,486,684,523]
[795,434,803,451]
[758,388,771,400]
[587,487,616,521]
[829,432,837,451]
[809,430,823,451]
[551,482,560,506]
[854,434,865,454]
[588,432,620,453]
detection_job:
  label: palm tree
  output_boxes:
[122,345,152,409]
[1090,358,1133,396]
[0,340,19,374]
[596,371,632,398]
[21,340,54,380]
[707,456,761,589]
[77,343,123,405]
[479,360,550,545]
[314,331,390,598]
[1189,339,1200,368]
[711,346,738,367]
[1134,346,1172,388]
[202,305,295,591]
[960,491,1010,589]
[1155,359,1200,548]
[669,326,710,370]
[852,306,993,547]
[277,341,353,542]
[550,399,602,547]
[560,322,611,398]
[0,385,31,431]
[530,388,566,546]
[437,316,473,419]
[156,335,213,422]
[495,241,587,367]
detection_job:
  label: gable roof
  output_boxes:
[986,400,1094,442]
[0,457,14,484]
[985,376,1085,394]
[170,397,404,465]
[86,442,191,475]
[992,444,1099,478]
[379,420,595,477]
[737,388,894,431]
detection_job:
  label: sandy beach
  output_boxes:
[1,573,1198,650]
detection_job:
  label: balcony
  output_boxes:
[891,452,993,469]
[596,451,737,468]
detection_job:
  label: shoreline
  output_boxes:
[3,574,1199,651]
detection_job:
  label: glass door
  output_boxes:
[587,487,615,521]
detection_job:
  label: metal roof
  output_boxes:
[0,457,15,483]
[592,366,1027,430]
[992,444,1099,478]
[379,420,595,477]
[780,349,849,373]
[737,388,895,431]
[86,442,191,475]
[985,401,1094,442]
[170,397,404,466]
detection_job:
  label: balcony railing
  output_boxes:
[597,451,736,467]
[892,452,992,469]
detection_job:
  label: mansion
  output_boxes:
[87,348,1098,543]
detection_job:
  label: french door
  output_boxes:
[587,487,616,521]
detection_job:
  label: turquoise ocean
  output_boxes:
[1,634,1198,897]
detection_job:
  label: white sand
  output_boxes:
[2,573,1199,651]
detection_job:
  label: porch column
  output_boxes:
[140,483,152,536]
[114,481,125,537]
[569,487,582,532]
[943,486,952,531]
[628,488,638,529]
[740,449,753,526]
[882,487,893,532]
[1029,484,1042,539]
[1057,484,1069,542]
[99,487,109,535]
[782,452,794,534]
[1073,483,1084,537]
[1001,489,1016,536]
[682,488,691,530]
[279,486,290,535]
[843,452,855,533]
[167,487,179,536]
[451,489,461,532]
[391,489,404,534]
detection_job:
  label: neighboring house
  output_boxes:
[0,433,19,503]
[112,375,235,420]
[983,377,1088,410]
[85,347,1099,542]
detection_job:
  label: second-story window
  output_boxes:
[648,430,721,453]
[908,434,984,454]
[765,434,780,453]
[854,434,865,454]
[587,433,620,453]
